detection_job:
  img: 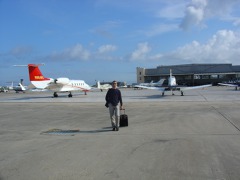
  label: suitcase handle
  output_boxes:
[120,108,126,114]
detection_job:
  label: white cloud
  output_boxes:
[130,42,151,61]
[180,0,240,30]
[180,0,207,30]
[98,44,117,53]
[161,30,240,64]
[45,29,240,65]
[205,0,240,17]
[50,44,90,61]
[144,24,179,37]
[127,30,240,65]
[155,1,186,19]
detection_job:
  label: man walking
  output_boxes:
[105,80,123,131]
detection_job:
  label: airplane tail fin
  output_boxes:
[97,81,101,89]
[168,69,177,86]
[28,64,52,89]
[157,79,165,86]
[19,83,26,91]
[28,64,50,81]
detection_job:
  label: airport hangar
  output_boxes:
[137,63,240,86]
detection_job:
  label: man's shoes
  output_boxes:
[112,127,119,131]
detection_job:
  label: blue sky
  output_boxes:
[1,0,240,86]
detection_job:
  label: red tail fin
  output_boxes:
[28,64,50,81]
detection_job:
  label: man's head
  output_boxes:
[112,80,117,89]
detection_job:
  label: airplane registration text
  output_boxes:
[34,76,44,80]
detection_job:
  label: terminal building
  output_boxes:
[137,64,240,86]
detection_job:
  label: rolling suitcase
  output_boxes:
[120,109,128,127]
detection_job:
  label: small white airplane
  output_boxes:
[136,69,212,96]
[96,81,112,92]
[218,82,240,90]
[6,81,27,93]
[15,64,92,97]
[6,82,15,90]
[13,83,27,93]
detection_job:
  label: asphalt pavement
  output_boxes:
[0,86,240,180]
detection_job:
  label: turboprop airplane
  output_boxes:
[136,69,212,96]
[16,64,92,97]
[218,82,240,90]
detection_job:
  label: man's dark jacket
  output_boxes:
[105,88,123,106]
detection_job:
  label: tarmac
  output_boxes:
[0,86,240,180]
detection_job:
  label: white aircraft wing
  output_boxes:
[134,85,165,92]
[47,83,64,90]
[180,84,212,91]
[218,83,238,87]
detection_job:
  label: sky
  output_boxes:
[1,0,240,86]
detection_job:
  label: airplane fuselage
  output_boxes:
[47,80,91,92]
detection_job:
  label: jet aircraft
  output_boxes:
[16,64,92,97]
[135,69,212,96]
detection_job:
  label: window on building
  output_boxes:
[219,74,227,79]
[202,75,210,79]
[184,75,192,80]
[146,77,152,81]
[210,75,218,79]
[194,75,200,79]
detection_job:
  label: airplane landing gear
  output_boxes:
[181,91,184,96]
[68,92,72,98]
[162,92,164,96]
[53,92,58,97]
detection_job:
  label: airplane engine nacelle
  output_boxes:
[54,78,70,85]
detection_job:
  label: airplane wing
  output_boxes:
[180,84,212,91]
[218,83,238,87]
[134,85,165,92]
[46,83,64,91]
[135,83,212,96]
